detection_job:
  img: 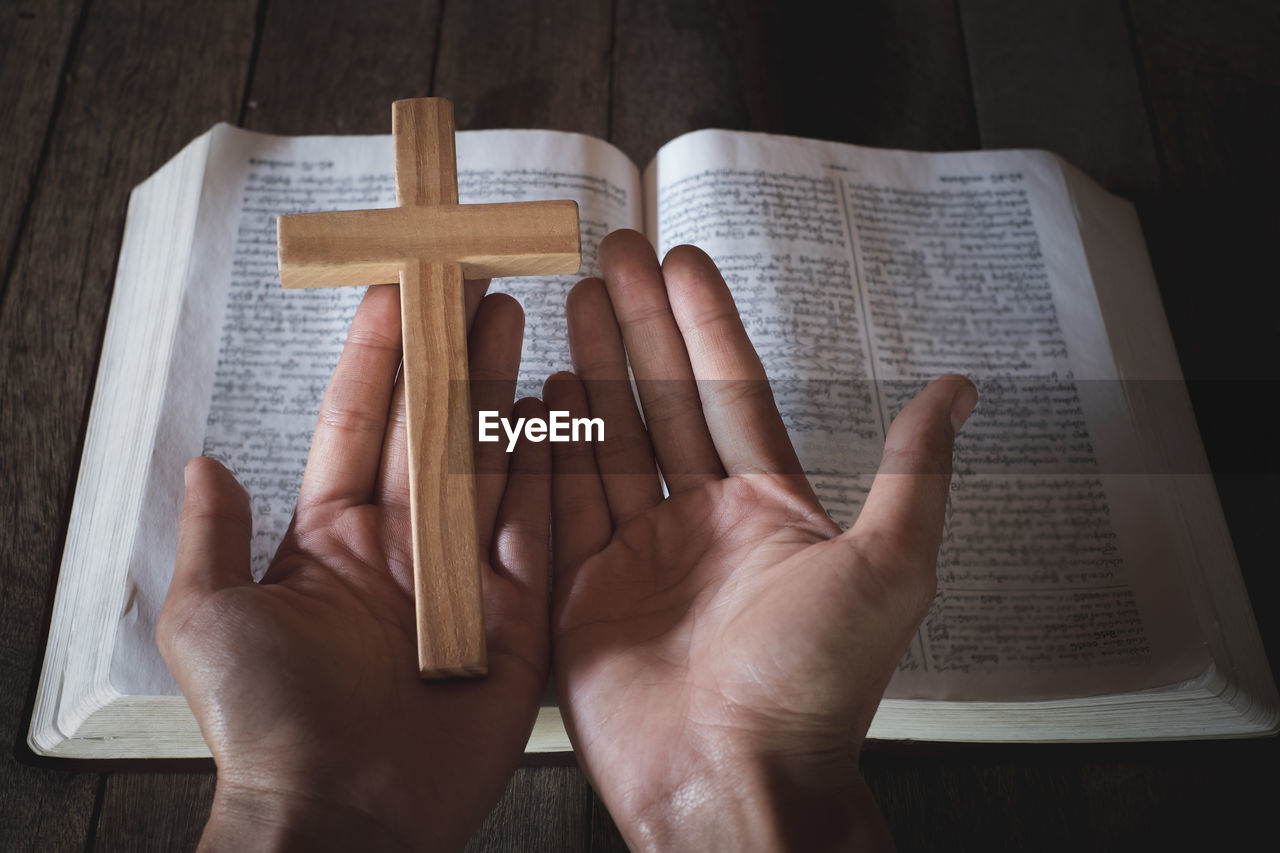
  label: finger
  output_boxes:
[662,244,807,481]
[375,278,496,511]
[488,396,552,586]
[597,229,723,492]
[845,375,977,579]
[298,284,403,509]
[484,398,552,689]
[471,294,526,557]
[373,373,410,511]
[566,278,662,523]
[544,372,611,584]
[159,457,253,651]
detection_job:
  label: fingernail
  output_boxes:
[949,378,979,432]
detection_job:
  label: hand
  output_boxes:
[545,230,976,851]
[158,283,550,851]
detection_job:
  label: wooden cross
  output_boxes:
[276,98,580,678]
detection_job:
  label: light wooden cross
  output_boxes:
[276,98,580,678]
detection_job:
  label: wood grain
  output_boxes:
[401,257,487,677]
[776,0,977,151]
[76,3,446,846]
[244,0,444,134]
[1126,0,1280,701]
[0,0,83,299]
[278,98,580,677]
[0,0,1274,850]
[885,3,1280,849]
[434,0,612,137]
[465,766,595,852]
[611,0,786,165]
[431,4,617,844]
[278,201,581,286]
[959,0,1162,197]
[93,772,215,851]
[0,0,256,845]
[395,98,461,207]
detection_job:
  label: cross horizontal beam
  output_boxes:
[277,98,581,679]
[278,200,580,288]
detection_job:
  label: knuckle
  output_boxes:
[638,383,702,427]
[594,430,654,468]
[617,296,673,329]
[878,443,951,478]
[702,378,772,410]
[344,324,401,355]
[318,396,386,436]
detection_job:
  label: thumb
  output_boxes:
[158,457,253,650]
[842,375,976,593]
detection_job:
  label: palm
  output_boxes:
[545,232,963,845]
[176,503,543,828]
[160,285,550,848]
[554,476,890,813]
[557,477,830,689]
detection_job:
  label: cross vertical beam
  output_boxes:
[276,98,581,678]
[395,100,485,678]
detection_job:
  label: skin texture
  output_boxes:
[546,230,975,851]
[161,231,975,850]
[158,282,552,851]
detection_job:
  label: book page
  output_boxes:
[112,125,641,696]
[645,130,1208,701]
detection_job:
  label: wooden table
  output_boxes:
[3,1,1278,848]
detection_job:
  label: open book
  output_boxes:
[29,124,1278,758]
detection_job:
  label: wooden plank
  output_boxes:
[1129,0,1280,191]
[431,1,614,844]
[943,5,1280,849]
[81,4,449,847]
[611,0,785,165]
[401,257,486,677]
[0,765,98,850]
[464,767,594,852]
[776,0,977,152]
[958,0,1162,197]
[0,0,84,300]
[243,0,443,135]
[1127,0,1280,735]
[433,0,612,136]
[1077,740,1280,846]
[1126,0,1280,379]
[946,3,1171,849]
[868,755,1093,852]
[609,4,968,844]
[394,97,461,206]
[0,0,254,845]
[277,201,582,286]
[612,0,977,167]
[587,788,630,852]
[277,98,581,677]
[92,773,215,852]
[245,0,603,843]
[0,0,100,784]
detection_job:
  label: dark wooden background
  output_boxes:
[3,0,1278,849]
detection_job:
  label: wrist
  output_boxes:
[200,780,415,852]
[618,746,893,853]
